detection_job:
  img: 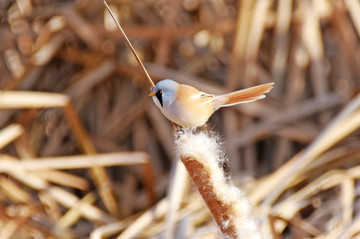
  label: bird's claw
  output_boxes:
[173,123,186,139]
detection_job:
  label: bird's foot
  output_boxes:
[174,126,186,139]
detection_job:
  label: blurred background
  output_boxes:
[1,0,360,238]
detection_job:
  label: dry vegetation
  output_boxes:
[1,0,360,238]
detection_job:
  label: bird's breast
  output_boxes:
[161,96,214,128]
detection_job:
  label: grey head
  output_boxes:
[152,79,178,108]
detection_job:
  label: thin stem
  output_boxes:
[104,0,155,88]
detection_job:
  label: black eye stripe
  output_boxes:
[156,90,163,107]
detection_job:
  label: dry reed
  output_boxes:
[1,0,360,238]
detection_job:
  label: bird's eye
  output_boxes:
[156,90,163,107]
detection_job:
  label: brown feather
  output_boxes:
[213,82,274,109]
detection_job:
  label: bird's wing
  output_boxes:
[213,82,274,110]
[199,92,215,103]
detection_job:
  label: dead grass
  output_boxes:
[1,0,360,238]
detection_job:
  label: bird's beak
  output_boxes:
[149,92,155,96]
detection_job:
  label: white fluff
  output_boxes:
[175,129,265,239]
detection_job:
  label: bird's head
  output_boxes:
[149,79,178,108]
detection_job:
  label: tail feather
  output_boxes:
[214,82,274,109]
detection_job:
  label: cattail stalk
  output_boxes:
[176,129,262,239]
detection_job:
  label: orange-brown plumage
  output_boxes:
[150,80,274,128]
[223,82,274,106]
[213,82,274,110]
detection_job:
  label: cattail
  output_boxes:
[176,129,263,239]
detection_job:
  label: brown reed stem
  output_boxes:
[180,155,239,238]
[176,129,261,239]
[103,0,155,88]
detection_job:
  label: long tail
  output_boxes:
[213,82,274,109]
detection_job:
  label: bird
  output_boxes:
[149,79,274,128]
